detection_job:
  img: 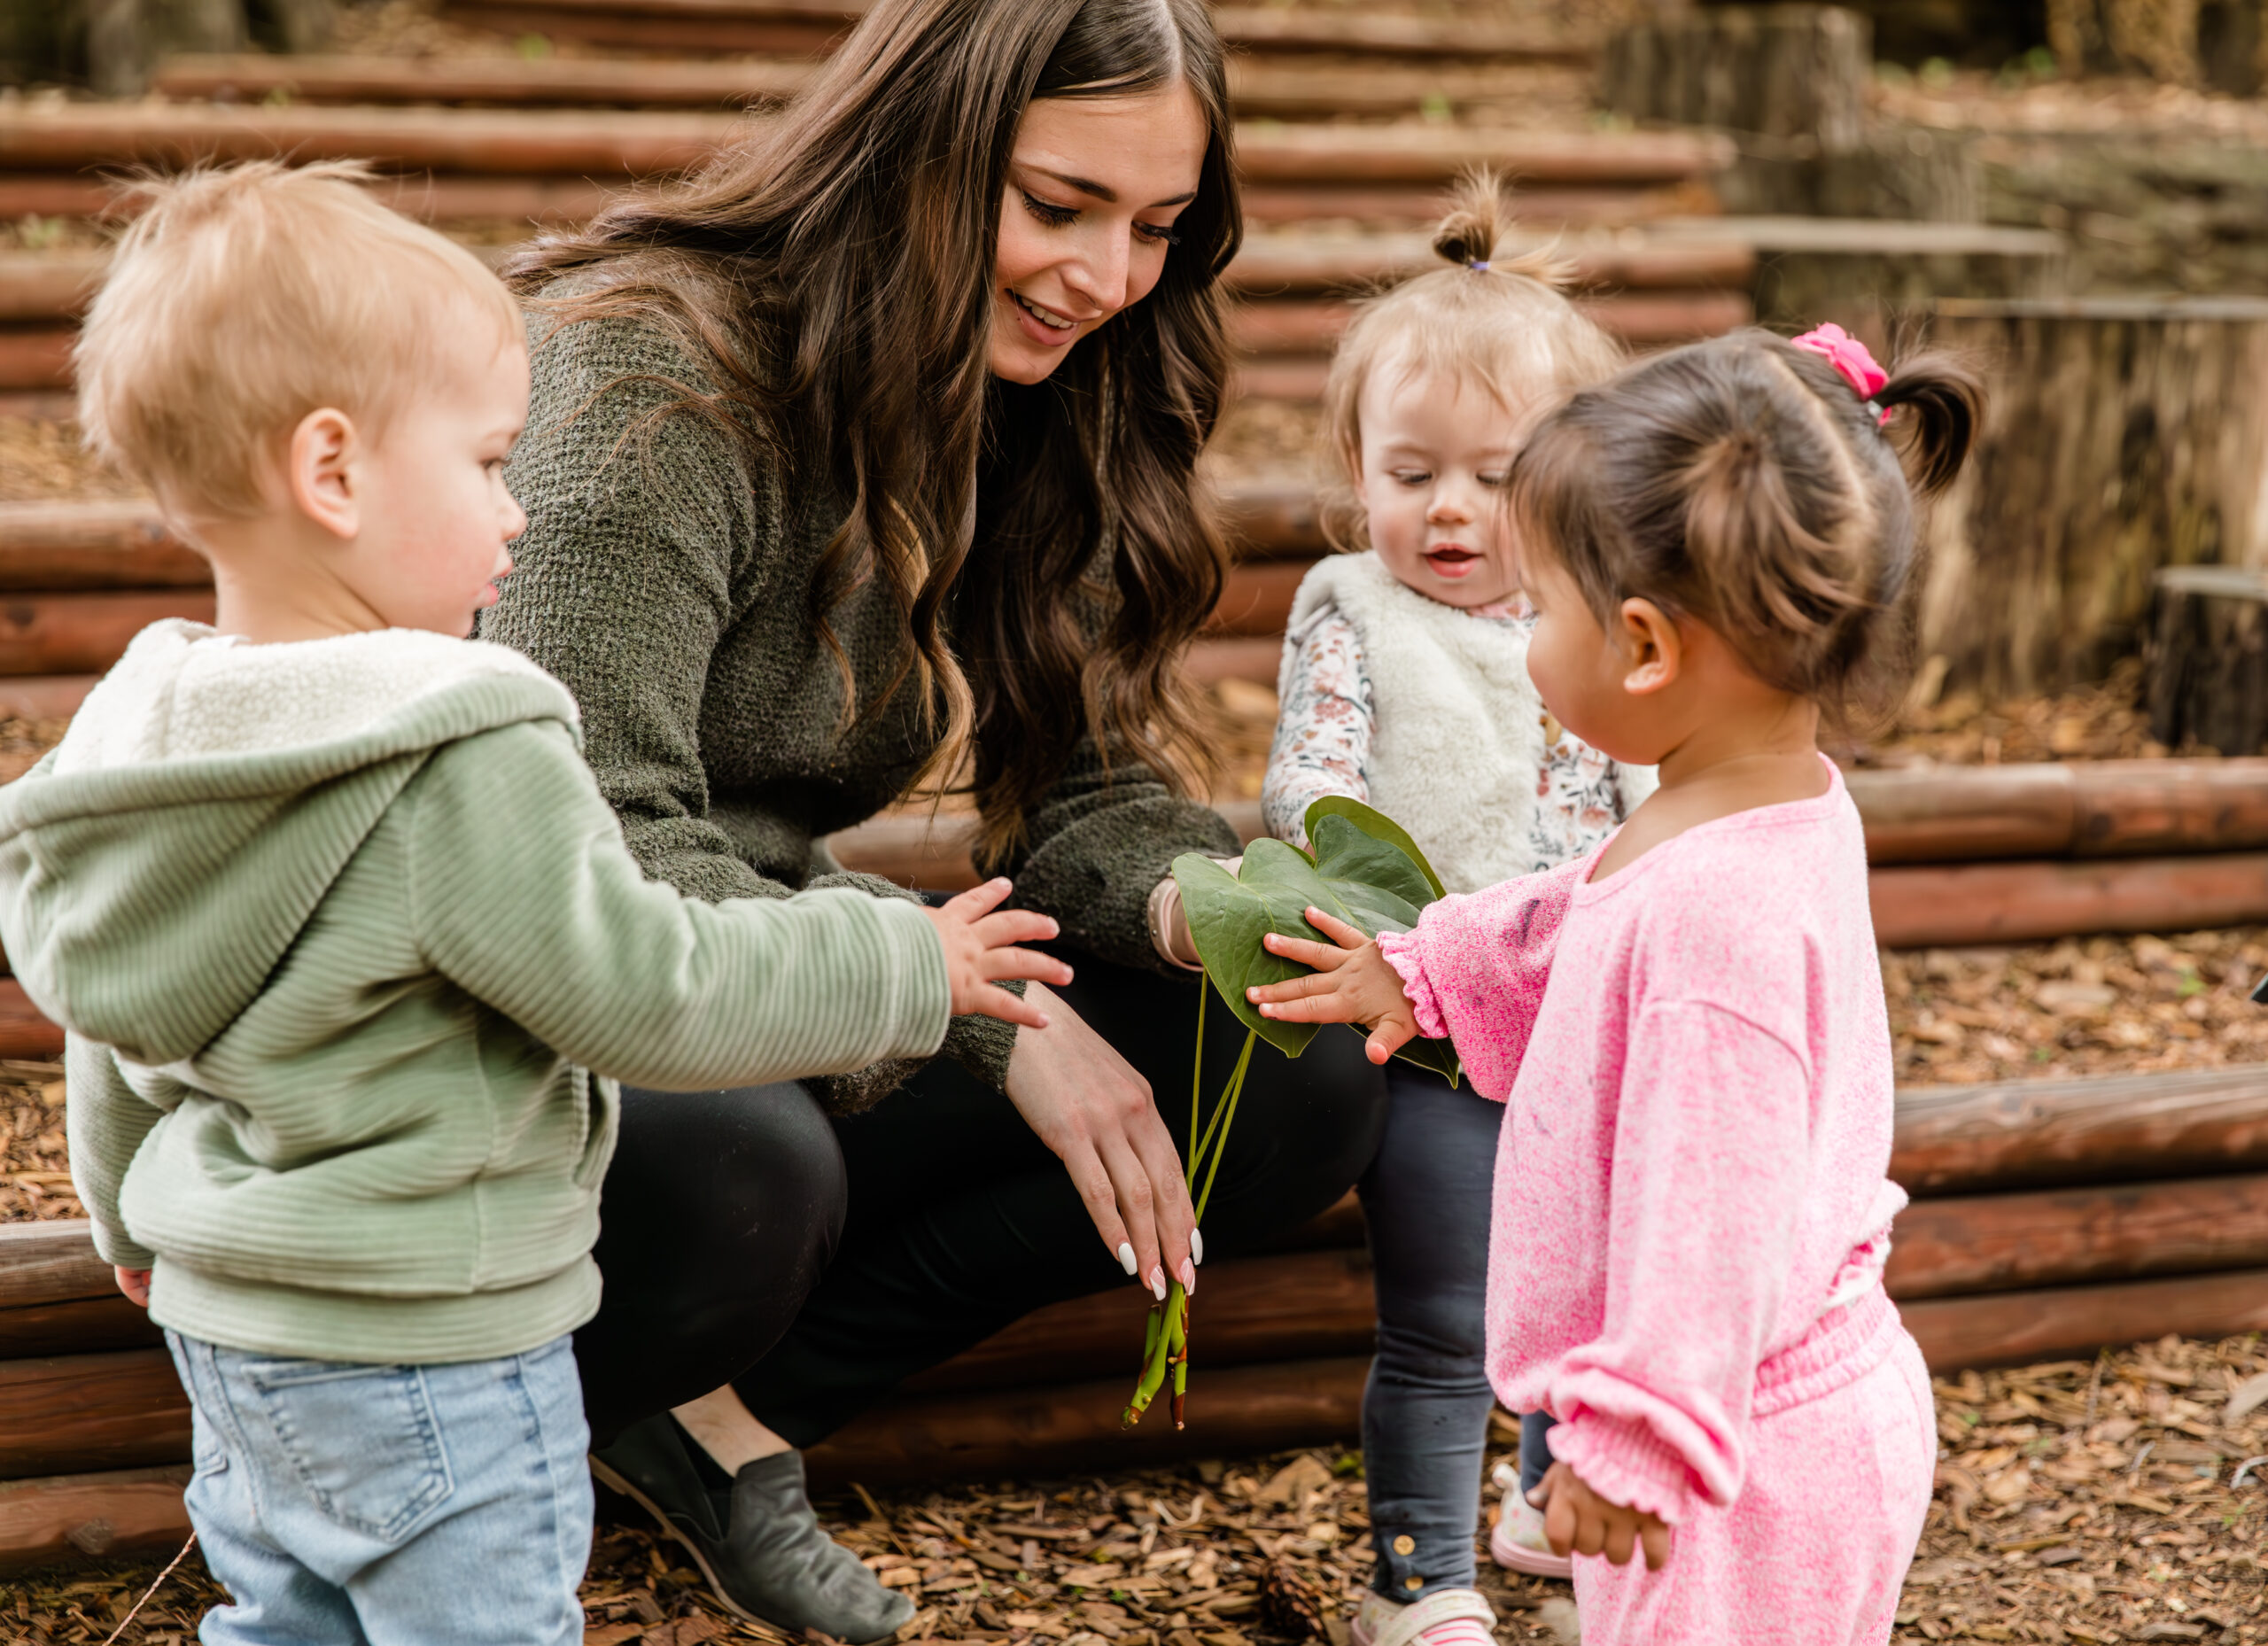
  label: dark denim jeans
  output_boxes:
[1360,1060,1555,1600]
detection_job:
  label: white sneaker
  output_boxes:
[1488,1461,1573,1580]
[1350,1588,1496,1646]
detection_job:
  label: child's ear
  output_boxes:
[1617,598,1681,696]
[287,408,362,541]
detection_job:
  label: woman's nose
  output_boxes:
[1061,229,1130,315]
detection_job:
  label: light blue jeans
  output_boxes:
[166,1329,593,1646]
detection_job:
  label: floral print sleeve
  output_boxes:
[1262,604,1371,849]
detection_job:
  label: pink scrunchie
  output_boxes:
[1790,322,1891,424]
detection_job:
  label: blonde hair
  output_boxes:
[76,160,523,522]
[1317,173,1626,550]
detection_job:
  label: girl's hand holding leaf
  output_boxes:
[922,877,1076,1029]
[1247,905,1424,1066]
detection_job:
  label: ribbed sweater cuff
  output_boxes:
[868,896,954,1060]
[1375,932,1450,1041]
[1546,1411,1699,1526]
[88,1216,158,1274]
[941,1005,1021,1091]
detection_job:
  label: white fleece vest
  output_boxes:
[1279,552,1551,897]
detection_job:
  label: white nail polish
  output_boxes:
[1118,1242,1138,1276]
[1191,1228,1206,1265]
[1150,1266,1168,1300]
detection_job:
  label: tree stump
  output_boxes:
[1912,296,2268,699]
[1601,5,1872,153]
[2147,565,2268,755]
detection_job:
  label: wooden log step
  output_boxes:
[1892,1065,2268,1197]
[0,103,1727,191]
[1869,853,2268,949]
[804,1355,1372,1488]
[438,0,1598,63]
[1886,1173,2268,1299]
[0,1294,162,1360]
[0,1464,192,1572]
[0,676,98,720]
[905,1248,1377,1395]
[0,501,210,589]
[0,589,216,677]
[0,172,628,227]
[150,53,1595,120]
[0,1220,113,1311]
[1227,290,1753,357]
[1851,758,2268,865]
[1900,1266,2268,1372]
[0,1348,190,1478]
[1225,231,1753,297]
[0,980,66,1060]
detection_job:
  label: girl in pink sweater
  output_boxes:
[1247,326,1984,1642]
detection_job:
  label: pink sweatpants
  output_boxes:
[1569,1292,1936,1645]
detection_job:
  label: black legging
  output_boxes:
[574,941,1388,1448]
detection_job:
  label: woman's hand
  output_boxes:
[1527,1462,1674,1571]
[115,1267,151,1308]
[1004,982,1198,1301]
[1245,905,1421,1066]
[922,879,1076,1029]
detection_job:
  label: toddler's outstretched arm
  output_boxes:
[921,879,1074,1029]
[1247,907,1420,1065]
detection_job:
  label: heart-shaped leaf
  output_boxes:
[1176,803,1462,1085]
[1305,796,1447,900]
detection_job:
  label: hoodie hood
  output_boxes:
[0,621,579,1065]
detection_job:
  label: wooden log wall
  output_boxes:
[15,1064,2268,1544]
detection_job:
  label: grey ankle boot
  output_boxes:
[592,1417,914,1644]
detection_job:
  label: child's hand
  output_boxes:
[115,1267,151,1308]
[1528,1461,1673,1571]
[923,879,1076,1029]
[1244,905,1421,1065]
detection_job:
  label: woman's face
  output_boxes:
[990,84,1208,384]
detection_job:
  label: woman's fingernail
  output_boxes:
[1180,1257,1197,1296]
[1192,1228,1205,1264]
[1118,1242,1138,1276]
[1149,1265,1167,1300]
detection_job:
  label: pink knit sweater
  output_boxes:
[1378,759,1907,1526]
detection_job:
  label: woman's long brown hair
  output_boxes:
[506,0,1239,862]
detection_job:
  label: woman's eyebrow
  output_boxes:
[1029,167,1197,209]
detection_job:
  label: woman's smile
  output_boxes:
[1008,286,1082,343]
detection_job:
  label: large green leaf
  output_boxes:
[1174,805,1462,1086]
[1173,842,1339,1058]
[1305,796,1448,901]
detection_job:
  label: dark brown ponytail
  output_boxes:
[1507,327,1986,719]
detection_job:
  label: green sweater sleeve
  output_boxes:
[66,1032,162,1270]
[406,720,951,1092]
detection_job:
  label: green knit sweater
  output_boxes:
[0,622,951,1364]
[485,310,1240,1099]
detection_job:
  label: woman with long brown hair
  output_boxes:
[484,0,1386,1634]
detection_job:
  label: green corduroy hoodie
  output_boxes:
[0,620,951,1364]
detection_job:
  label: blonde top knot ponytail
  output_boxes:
[1318,169,1622,548]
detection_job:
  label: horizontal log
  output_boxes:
[0,1464,192,1571]
[0,1222,113,1311]
[1901,1266,2268,1371]
[1891,1065,2268,1197]
[1206,557,1311,638]
[0,326,71,393]
[151,53,1597,120]
[0,1294,162,1359]
[905,1248,1375,1395]
[0,979,65,1060]
[1853,758,2268,863]
[1223,232,1752,298]
[1869,853,2268,948]
[0,105,1723,192]
[1885,1173,2268,1299]
[0,253,97,322]
[804,1354,1370,1488]
[440,0,1596,62]
[1187,635,1284,687]
[0,172,628,226]
[0,1349,190,1478]
[0,675,97,719]
[0,590,217,676]
[0,501,209,588]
